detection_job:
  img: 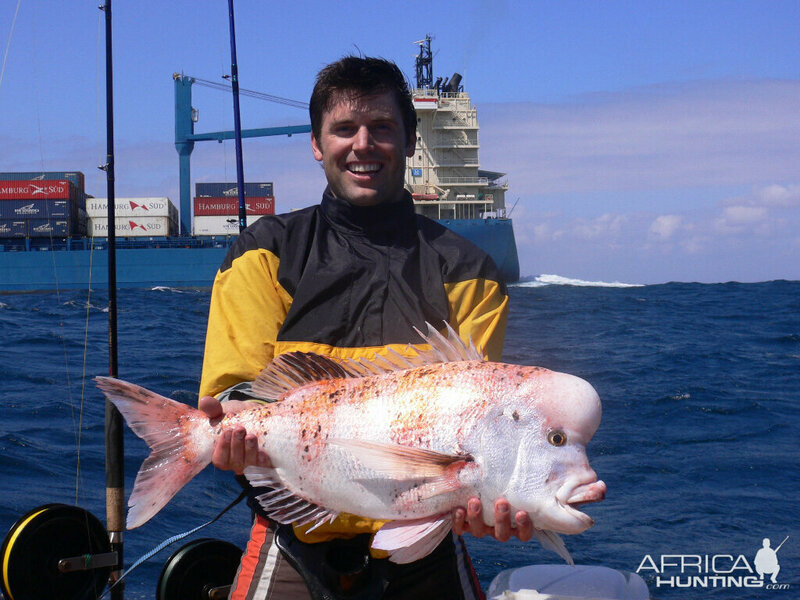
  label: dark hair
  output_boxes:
[309,56,416,143]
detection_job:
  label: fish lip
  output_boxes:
[557,503,595,532]
[566,479,606,506]
[551,478,606,532]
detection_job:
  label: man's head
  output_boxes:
[310,56,416,143]
[309,56,417,207]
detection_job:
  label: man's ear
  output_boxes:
[311,132,323,161]
[405,128,416,158]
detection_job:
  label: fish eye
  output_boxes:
[547,430,567,447]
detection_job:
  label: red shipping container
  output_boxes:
[193,196,274,216]
[0,179,74,200]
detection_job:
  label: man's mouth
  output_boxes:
[348,162,382,174]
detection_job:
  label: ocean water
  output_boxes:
[1,279,798,599]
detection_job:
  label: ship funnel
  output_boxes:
[444,73,462,93]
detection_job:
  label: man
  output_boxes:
[199,55,532,599]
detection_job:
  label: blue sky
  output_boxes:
[2,1,799,283]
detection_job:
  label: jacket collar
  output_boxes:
[319,188,416,237]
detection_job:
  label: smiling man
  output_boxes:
[199,56,524,599]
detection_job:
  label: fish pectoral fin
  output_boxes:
[533,528,574,566]
[330,438,474,480]
[372,515,453,564]
[244,467,338,527]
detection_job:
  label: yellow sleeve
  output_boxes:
[444,277,509,361]
[199,248,292,399]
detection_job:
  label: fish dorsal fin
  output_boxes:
[252,352,360,399]
[412,321,485,363]
[252,322,484,398]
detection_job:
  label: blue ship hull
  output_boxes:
[0,219,519,292]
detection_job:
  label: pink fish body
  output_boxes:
[96,324,606,564]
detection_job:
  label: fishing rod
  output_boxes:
[99,0,125,597]
[226,0,247,234]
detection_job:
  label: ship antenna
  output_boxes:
[414,34,433,89]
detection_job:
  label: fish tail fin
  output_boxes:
[95,376,214,529]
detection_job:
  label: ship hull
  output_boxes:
[442,218,520,283]
[0,219,519,292]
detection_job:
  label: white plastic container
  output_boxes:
[487,565,651,600]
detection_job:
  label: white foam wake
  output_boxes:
[513,274,643,288]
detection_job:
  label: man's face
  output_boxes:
[311,91,415,207]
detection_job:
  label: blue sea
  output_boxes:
[1,277,798,599]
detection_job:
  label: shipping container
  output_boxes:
[0,171,85,192]
[195,182,273,198]
[0,180,76,200]
[192,215,264,236]
[193,196,274,216]
[88,216,176,238]
[27,219,73,238]
[0,220,27,238]
[0,199,72,219]
[86,197,178,220]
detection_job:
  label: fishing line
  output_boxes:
[0,0,21,91]
[99,489,247,598]
[74,241,96,505]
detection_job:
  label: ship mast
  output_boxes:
[414,35,434,90]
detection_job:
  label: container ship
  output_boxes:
[0,39,518,293]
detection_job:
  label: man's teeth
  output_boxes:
[349,163,381,173]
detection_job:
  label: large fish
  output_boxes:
[95,324,606,564]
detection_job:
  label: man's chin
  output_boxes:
[337,188,398,207]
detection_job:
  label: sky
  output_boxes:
[1,0,799,284]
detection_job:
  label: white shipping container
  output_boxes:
[86,197,177,219]
[89,216,176,237]
[192,215,264,236]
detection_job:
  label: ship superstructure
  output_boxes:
[406,36,510,222]
[404,36,519,282]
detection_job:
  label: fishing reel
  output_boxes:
[1,504,112,600]
[1,504,241,600]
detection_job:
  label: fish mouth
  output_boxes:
[566,479,606,506]
[551,479,606,533]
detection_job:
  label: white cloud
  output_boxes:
[572,213,626,240]
[649,215,683,241]
[480,79,800,202]
[755,184,800,208]
[721,205,767,225]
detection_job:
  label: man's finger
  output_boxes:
[212,429,233,470]
[452,507,468,535]
[229,427,246,474]
[243,434,259,469]
[199,395,223,419]
[493,500,511,542]
[514,510,533,542]
[466,498,488,538]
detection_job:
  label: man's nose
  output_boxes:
[352,126,374,151]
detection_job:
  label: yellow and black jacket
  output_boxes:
[199,189,508,544]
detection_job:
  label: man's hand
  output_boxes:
[452,497,533,542]
[199,396,272,474]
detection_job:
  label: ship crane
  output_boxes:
[173,73,310,235]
